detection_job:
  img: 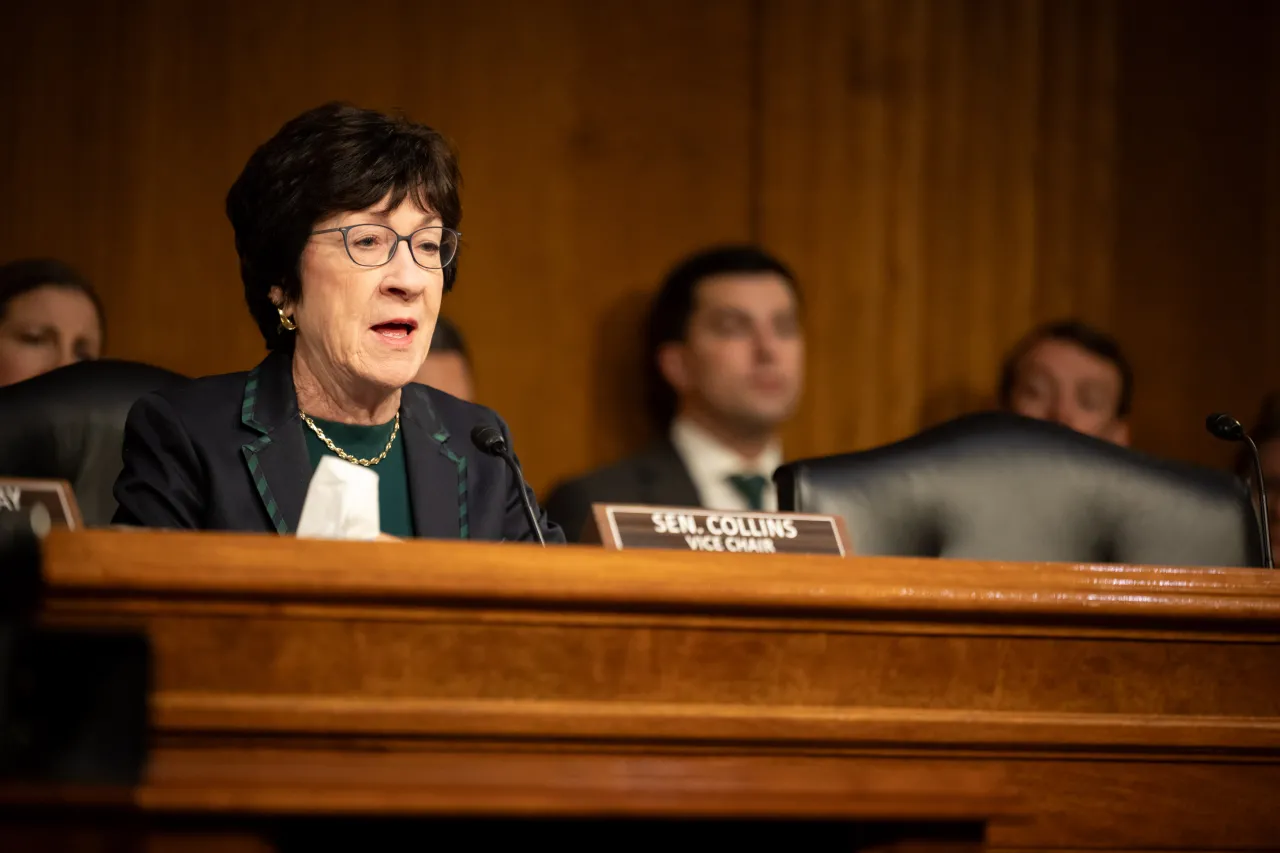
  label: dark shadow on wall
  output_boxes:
[589,289,657,465]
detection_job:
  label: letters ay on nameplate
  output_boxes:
[0,477,82,536]
[590,504,849,556]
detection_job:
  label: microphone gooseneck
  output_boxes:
[469,424,547,547]
[1206,413,1274,569]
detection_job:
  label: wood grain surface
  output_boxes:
[1,529,1275,850]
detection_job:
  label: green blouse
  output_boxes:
[302,414,414,537]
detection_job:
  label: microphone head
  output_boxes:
[470,424,507,456]
[1206,412,1246,442]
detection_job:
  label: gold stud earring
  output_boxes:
[277,307,297,331]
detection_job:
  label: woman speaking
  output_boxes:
[113,103,561,543]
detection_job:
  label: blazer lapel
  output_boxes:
[240,352,310,534]
[642,440,703,507]
[400,384,469,539]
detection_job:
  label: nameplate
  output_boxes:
[0,477,82,537]
[585,504,849,556]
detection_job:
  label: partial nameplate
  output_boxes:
[0,477,82,537]
[585,504,850,556]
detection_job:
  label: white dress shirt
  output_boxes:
[669,416,783,512]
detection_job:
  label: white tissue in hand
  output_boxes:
[296,455,381,540]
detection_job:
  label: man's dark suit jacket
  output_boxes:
[112,351,563,543]
[542,442,701,542]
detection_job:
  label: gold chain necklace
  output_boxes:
[299,411,400,467]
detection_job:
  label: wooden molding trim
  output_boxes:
[42,531,1280,624]
[156,694,1280,755]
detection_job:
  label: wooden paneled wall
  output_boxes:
[1,0,1274,495]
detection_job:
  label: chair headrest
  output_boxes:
[0,359,184,412]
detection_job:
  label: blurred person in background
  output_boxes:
[999,319,1133,445]
[415,315,474,401]
[0,258,104,387]
[544,245,805,541]
[111,102,560,543]
[1239,392,1280,567]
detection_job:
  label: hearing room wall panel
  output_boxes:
[0,0,756,495]
[0,0,1272,496]
[1270,7,1280,393]
[758,0,1271,472]
[756,0,1122,459]
[1110,0,1278,468]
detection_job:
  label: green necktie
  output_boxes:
[727,473,768,511]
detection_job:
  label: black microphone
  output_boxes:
[470,424,546,547]
[1206,413,1274,569]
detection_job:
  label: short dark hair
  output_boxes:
[430,315,469,362]
[643,245,798,428]
[0,257,105,338]
[998,319,1134,418]
[227,102,463,352]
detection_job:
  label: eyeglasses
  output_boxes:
[311,224,461,270]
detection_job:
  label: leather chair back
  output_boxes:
[774,412,1263,567]
[0,360,185,525]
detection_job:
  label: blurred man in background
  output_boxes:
[999,319,1133,445]
[415,315,474,401]
[544,245,805,541]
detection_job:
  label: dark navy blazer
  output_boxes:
[112,350,562,543]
